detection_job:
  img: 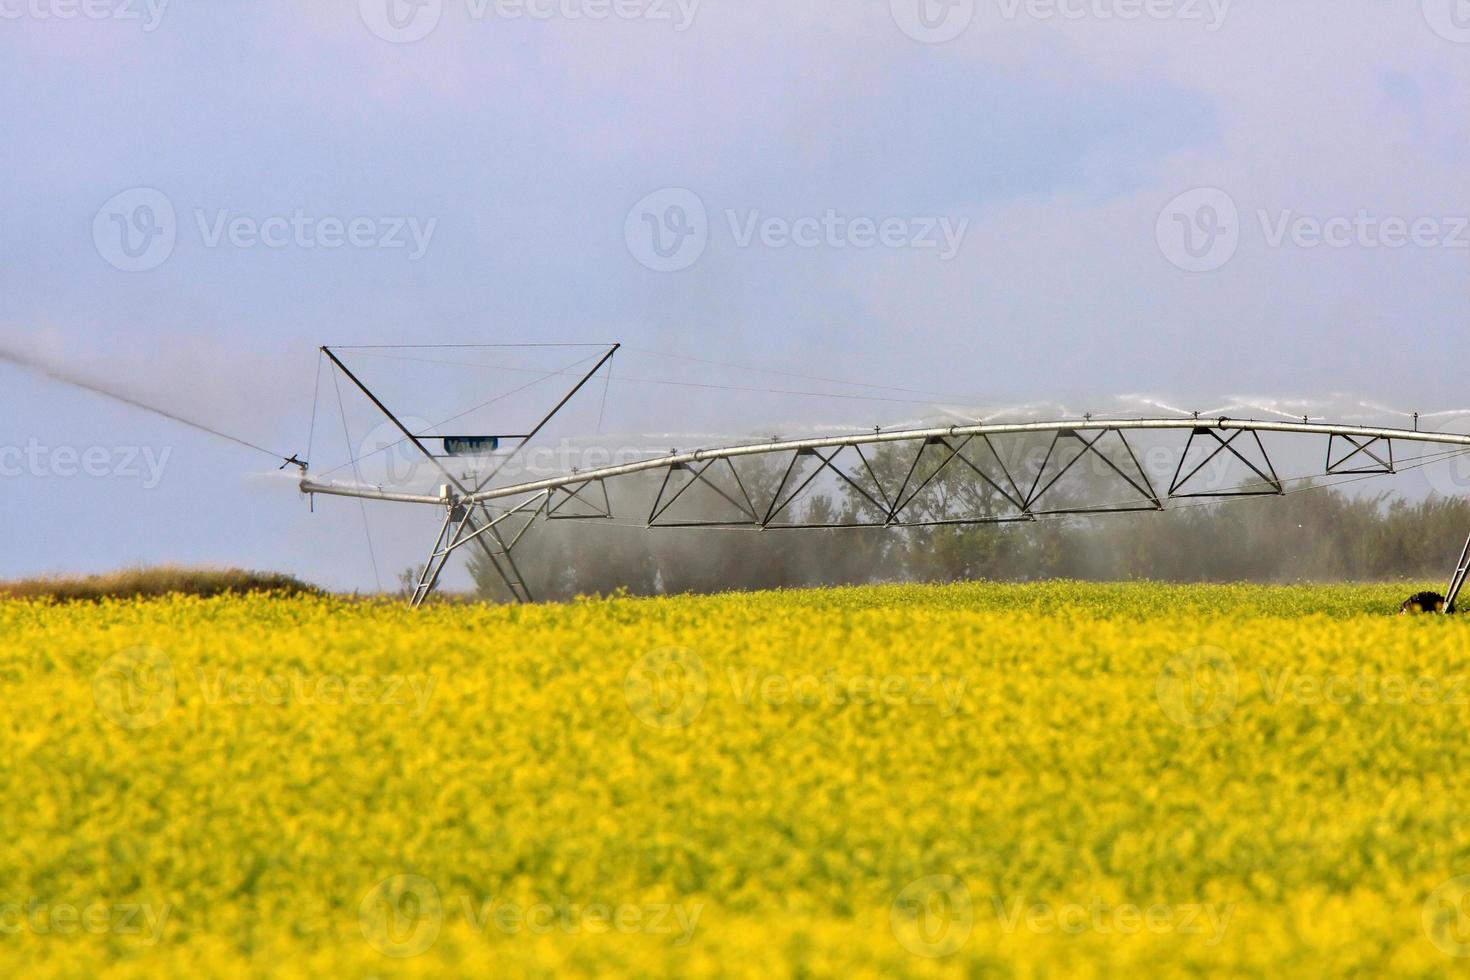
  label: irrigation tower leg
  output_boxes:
[465,506,536,605]
[409,503,476,608]
[1444,528,1470,614]
[408,495,544,607]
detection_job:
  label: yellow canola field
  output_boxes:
[4,582,1470,977]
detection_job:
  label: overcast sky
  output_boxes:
[3,1,1469,589]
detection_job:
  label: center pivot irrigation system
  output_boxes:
[293,343,1470,612]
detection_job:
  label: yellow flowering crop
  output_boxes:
[3,582,1470,977]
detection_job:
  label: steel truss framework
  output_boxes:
[302,366,1470,611]
[317,344,618,604]
[408,494,545,607]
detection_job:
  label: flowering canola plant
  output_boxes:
[3,582,1470,977]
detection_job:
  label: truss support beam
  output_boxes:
[762,446,892,528]
[296,412,1470,610]
[648,459,759,528]
[305,417,1470,508]
[1169,427,1284,498]
[1024,429,1163,515]
[942,435,1028,515]
[547,479,613,520]
[888,437,967,524]
[470,509,535,605]
[1327,434,1394,475]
